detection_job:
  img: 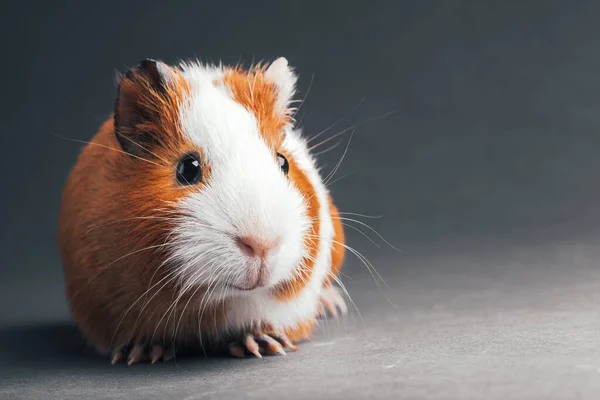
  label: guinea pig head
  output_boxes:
[113,58,318,296]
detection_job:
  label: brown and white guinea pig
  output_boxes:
[58,57,347,364]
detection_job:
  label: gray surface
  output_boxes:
[3,239,600,399]
[3,0,600,399]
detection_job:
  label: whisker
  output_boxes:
[332,239,396,308]
[150,276,196,346]
[307,97,365,144]
[324,172,352,188]
[85,215,174,234]
[337,212,383,219]
[313,139,343,157]
[323,129,355,186]
[152,257,219,346]
[305,232,393,307]
[291,72,314,124]
[339,222,380,248]
[173,269,216,344]
[134,249,218,343]
[51,132,162,167]
[332,216,402,252]
[68,239,189,303]
[329,272,363,323]
[308,109,397,151]
[110,265,183,349]
[114,128,169,164]
[194,265,230,347]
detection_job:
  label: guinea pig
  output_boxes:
[58,57,347,364]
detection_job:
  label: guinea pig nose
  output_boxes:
[236,236,279,259]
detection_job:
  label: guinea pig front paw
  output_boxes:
[317,285,348,319]
[228,331,298,359]
[111,343,174,365]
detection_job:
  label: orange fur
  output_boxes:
[58,69,217,352]
[223,65,291,150]
[261,319,315,343]
[283,319,316,343]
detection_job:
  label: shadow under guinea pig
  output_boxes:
[0,322,241,379]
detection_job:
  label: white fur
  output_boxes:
[170,60,334,334]
[265,57,297,115]
[222,129,335,331]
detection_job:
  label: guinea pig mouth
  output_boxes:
[227,283,262,291]
[227,260,271,291]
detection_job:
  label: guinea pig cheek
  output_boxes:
[265,188,312,286]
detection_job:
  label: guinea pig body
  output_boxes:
[58,57,346,363]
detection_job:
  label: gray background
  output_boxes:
[2,1,600,399]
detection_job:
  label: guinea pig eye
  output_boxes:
[176,152,202,185]
[277,153,289,175]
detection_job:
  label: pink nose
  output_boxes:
[236,236,278,259]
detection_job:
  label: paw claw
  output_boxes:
[271,333,298,351]
[111,349,123,365]
[318,286,347,319]
[243,336,262,358]
[228,343,247,358]
[316,303,329,319]
[110,343,171,365]
[150,345,163,364]
[228,331,297,358]
[259,334,286,355]
[127,344,145,366]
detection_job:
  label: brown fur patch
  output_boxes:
[116,65,194,158]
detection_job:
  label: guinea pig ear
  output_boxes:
[264,57,297,115]
[113,59,174,156]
